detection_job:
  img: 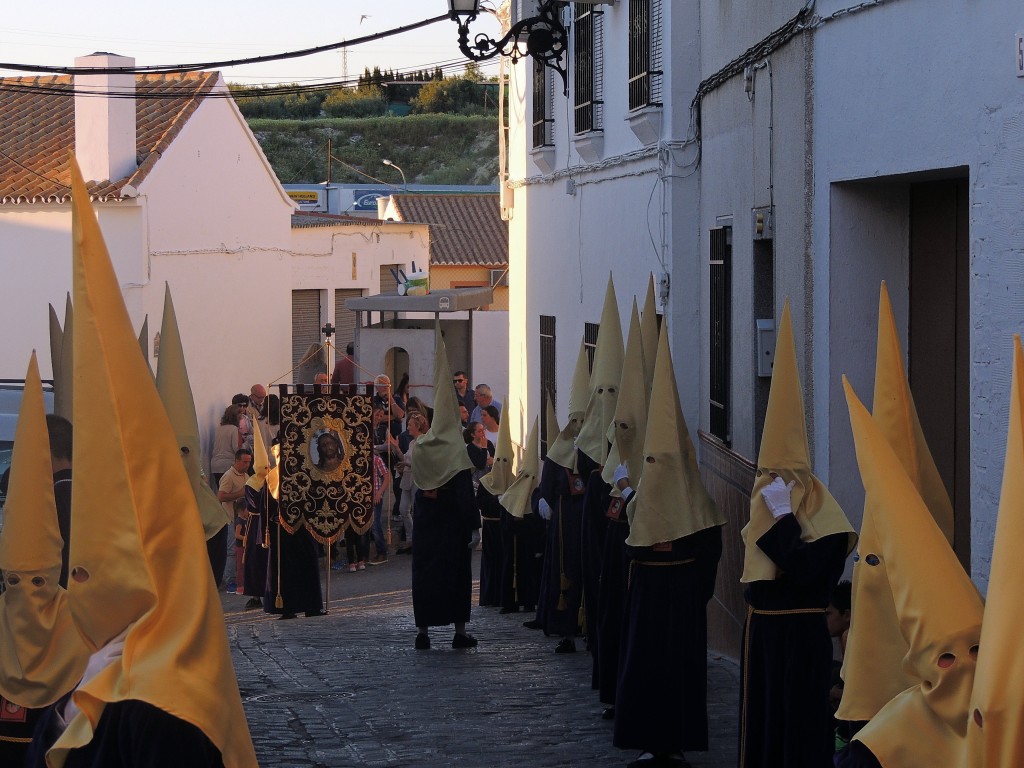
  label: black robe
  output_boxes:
[242,484,269,599]
[499,489,545,613]
[596,497,630,705]
[613,525,723,754]
[537,457,584,637]
[412,470,478,628]
[265,492,324,616]
[470,440,503,608]
[25,699,223,768]
[578,450,608,689]
[738,514,849,768]
[0,694,43,767]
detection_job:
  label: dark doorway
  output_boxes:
[909,177,970,568]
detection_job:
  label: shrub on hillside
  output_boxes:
[323,87,388,118]
[411,77,498,116]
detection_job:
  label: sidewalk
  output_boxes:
[222,551,740,767]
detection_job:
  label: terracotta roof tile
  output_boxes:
[389,193,508,267]
[0,71,219,204]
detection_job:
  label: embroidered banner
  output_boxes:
[278,390,373,544]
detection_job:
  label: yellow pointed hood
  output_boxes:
[967,336,1024,767]
[544,396,560,452]
[640,274,658,389]
[155,283,231,537]
[481,395,515,495]
[49,155,256,768]
[602,301,648,488]
[499,417,540,519]
[138,315,149,365]
[412,325,473,491]
[246,403,271,492]
[577,275,624,465]
[48,295,74,421]
[626,326,724,545]
[844,377,982,766]
[741,301,855,582]
[839,282,956,721]
[0,353,90,708]
[547,339,590,469]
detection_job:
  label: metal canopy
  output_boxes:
[345,286,493,314]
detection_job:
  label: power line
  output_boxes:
[0,14,450,76]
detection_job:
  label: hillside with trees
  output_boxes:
[231,66,502,185]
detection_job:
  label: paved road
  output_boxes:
[222,551,740,768]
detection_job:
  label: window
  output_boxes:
[709,227,732,444]
[292,289,323,384]
[573,4,604,135]
[628,0,663,111]
[584,321,600,371]
[532,58,554,149]
[540,315,556,457]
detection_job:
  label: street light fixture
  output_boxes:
[446,0,568,92]
[382,159,407,191]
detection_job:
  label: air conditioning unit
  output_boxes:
[489,269,509,287]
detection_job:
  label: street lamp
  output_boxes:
[382,159,407,191]
[446,0,568,92]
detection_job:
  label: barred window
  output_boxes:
[532,58,554,148]
[584,321,600,370]
[628,0,663,111]
[573,4,604,134]
[709,227,732,444]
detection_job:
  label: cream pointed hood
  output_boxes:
[412,325,473,491]
[480,395,515,495]
[839,282,955,721]
[0,353,90,708]
[155,283,232,537]
[967,335,1024,767]
[547,340,590,469]
[246,401,271,492]
[626,326,724,546]
[577,275,624,465]
[544,397,560,454]
[48,295,74,422]
[740,301,855,582]
[499,418,540,519]
[640,274,658,389]
[602,300,649,489]
[48,155,257,768]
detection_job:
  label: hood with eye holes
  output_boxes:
[0,353,90,708]
[499,417,539,520]
[547,340,590,470]
[47,156,257,768]
[480,394,515,495]
[576,275,624,466]
[845,378,982,764]
[602,299,649,491]
[626,325,724,546]
[741,302,856,582]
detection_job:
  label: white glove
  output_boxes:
[537,498,553,521]
[468,529,481,549]
[612,463,629,485]
[620,486,634,503]
[64,629,128,722]
[761,477,797,519]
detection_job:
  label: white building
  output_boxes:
[505,1,1024,653]
[0,54,428,470]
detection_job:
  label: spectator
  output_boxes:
[210,404,245,488]
[218,449,252,595]
[313,372,330,393]
[453,370,476,414]
[470,384,502,424]
[480,405,500,447]
[266,393,281,449]
[373,374,405,438]
[459,404,470,428]
[368,452,391,565]
[231,393,253,453]
[331,342,355,386]
[396,411,429,555]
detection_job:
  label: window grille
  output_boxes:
[709,227,732,444]
[628,0,663,111]
[573,5,604,134]
[532,58,554,148]
[584,322,600,371]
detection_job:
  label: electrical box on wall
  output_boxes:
[756,319,776,377]
[752,206,775,241]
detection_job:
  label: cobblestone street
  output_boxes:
[222,552,739,768]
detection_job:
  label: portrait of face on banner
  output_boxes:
[278,389,374,543]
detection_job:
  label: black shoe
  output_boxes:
[452,633,478,649]
[601,707,615,720]
[415,633,430,650]
[304,609,327,617]
[499,606,517,614]
[244,598,262,610]
[523,619,544,630]
[554,638,576,654]
[278,613,297,621]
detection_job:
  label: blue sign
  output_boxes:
[354,190,385,211]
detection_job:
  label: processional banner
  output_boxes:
[278,388,374,544]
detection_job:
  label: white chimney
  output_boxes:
[74,53,137,183]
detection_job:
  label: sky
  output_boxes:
[0,1,503,84]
